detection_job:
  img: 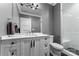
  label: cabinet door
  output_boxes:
[1,40,21,56]
[1,45,10,56]
[14,40,21,56]
[1,40,10,56]
[31,39,40,56]
[21,39,31,56]
[34,39,40,56]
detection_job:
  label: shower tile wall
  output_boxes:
[62,3,79,50]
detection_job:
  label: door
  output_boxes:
[21,39,31,56]
[31,39,40,56]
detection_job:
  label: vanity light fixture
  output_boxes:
[20,3,39,10]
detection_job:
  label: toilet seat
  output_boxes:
[50,43,63,50]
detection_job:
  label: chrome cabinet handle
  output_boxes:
[33,40,34,47]
[34,40,35,47]
[33,40,35,47]
[34,39,35,47]
[31,40,35,48]
[30,40,32,48]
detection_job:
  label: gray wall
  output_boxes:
[20,3,54,34]
[13,4,20,27]
[0,3,19,36]
[40,3,54,34]
[53,3,61,44]
[0,3,12,36]
[53,3,61,36]
[48,4,54,35]
[0,3,54,36]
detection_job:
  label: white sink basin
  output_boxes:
[33,33,48,36]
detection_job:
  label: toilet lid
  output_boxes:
[50,43,63,50]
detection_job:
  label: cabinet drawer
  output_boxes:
[1,40,20,46]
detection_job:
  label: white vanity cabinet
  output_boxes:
[21,39,31,56]
[21,37,50,56]
[21,38,40,56]
[0,34,53,56]
[31,39,40,56]
[1,39,21,56]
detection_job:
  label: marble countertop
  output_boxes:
[0,33,51,40]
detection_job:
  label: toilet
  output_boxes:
[50,43,63,56]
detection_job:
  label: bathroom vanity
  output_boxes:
[0,33,53,56]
